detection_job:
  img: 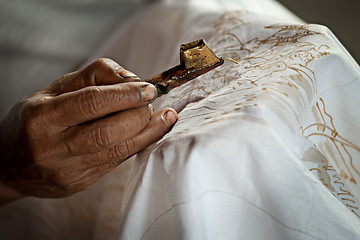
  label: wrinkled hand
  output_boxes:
[0,58,177,203]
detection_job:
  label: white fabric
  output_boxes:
[93,0,360,239]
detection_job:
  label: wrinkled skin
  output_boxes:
[0,58,178,205]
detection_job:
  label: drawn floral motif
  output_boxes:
[161,10,360,215]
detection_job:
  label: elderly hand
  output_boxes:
[0,58,177,204]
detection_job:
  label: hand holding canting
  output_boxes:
[0,58,177,204]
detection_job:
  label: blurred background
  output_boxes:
[277,0,359,64]
[0,0,359,119]
[0,0,143,119]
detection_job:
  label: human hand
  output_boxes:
[0,58,177,204]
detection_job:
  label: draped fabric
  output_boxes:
[94,0,360,239]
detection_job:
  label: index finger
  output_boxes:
[46,82,158,127]
[45,58,141,95]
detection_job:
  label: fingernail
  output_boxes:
[124,76,141,81]
[147,104,154,116]
[117,69,141,81]
[141,84,157,102]
[162,110,177,126]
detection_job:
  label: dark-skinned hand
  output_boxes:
[0,58,178,205]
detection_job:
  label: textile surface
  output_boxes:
[94,0,360,239]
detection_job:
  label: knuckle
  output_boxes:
[92,58,107,67]
[108,139,135,162]
[49,170,70,187]
[79,87,104,117]
[123,139,135,158]
[21,98,47,133]
[91,58,113,71]
[64,139,76,157]
[93,127,113,149]
[84,58,113,85]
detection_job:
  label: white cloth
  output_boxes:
[93,0,360,239]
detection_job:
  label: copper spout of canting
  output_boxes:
[146,39,224,95]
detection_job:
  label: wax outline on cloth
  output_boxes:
[157,10,360,214]
[302,96,360,217]
[172,11,330,135]
[303,98,360,182]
